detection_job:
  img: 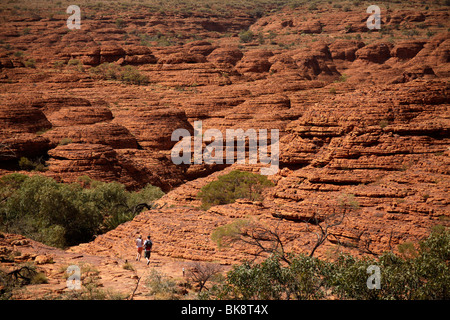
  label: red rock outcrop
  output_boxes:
[207,47,244,66]
[355,42,393,64]
[0,1,448,298]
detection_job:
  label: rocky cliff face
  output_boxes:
[0,1,449,274]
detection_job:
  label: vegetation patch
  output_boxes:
[0,174,164,248]
[89,63,149,85]
[203,226,450,300]
[197,170,274,210]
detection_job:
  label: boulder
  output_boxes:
[207,47,243,65]
[355,42,393,63]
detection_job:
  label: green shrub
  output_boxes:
[211,219,250,248]
[67,59,81,66]
[89,63,149,85]
[328,227,450,300]
[205,253,329,300]
[53,60,65,69]
[59,138,72,146]
[197,170,274,210]
[204,227,449,300]
[379,119,389,128]
[145,269,180,300]
[308,3,318,11]
[24,59,36,68]
[336,73,348,82]
[120,65,149,85]
[238,30,254,43]
[0,174,164,248]
[31,272,48,284]
[0,264,46,298]
[18,157,34,171]
[18,157,47,172]
[402,29,419,38]
[115,18,125,29]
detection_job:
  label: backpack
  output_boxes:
[144,239,153,251]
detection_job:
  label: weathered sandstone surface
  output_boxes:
[0,1,448,299]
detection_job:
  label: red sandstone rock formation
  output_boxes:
[0,1,448,299]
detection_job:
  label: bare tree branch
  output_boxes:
[305,204,351,257]
[0,141,16,161]
[213,219,293,264]
[185,261,221,293]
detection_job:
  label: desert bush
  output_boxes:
[89,63,149,85]
[184,261,222,293]
[379,119,389,128]
[53,60,65,69]
[122,261,135,271]
[238,30,254,43]
[211,219,251,248]
[67,59,81,66]
[18,156,47,172]
[204,253,329,300]
[308,3,318,10]
[59,138,72,146]
[197,170,274,209]
[326,226,450,300]
[115,18,125,29]
[336,73,348,82]
[18,157,34,171]
[0,174,164,248]
[0,264,48,299]
[402,29,420,38]
[145,269,180,300]
[204,227,449,300]
[24,58,36,68]
[120,65,149,85]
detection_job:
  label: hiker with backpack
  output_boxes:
[143,235,153,265]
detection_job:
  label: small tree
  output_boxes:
[0,174,164,248]
[239,30,254,43]
[212,219,291,264]
[205,253,329,300]
[305,194,359,257]
[206,227,449,300]
[198,170,273,210]
[185,261,222,293]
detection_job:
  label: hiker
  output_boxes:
[144,235,153,265]
[136,235,143,261]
